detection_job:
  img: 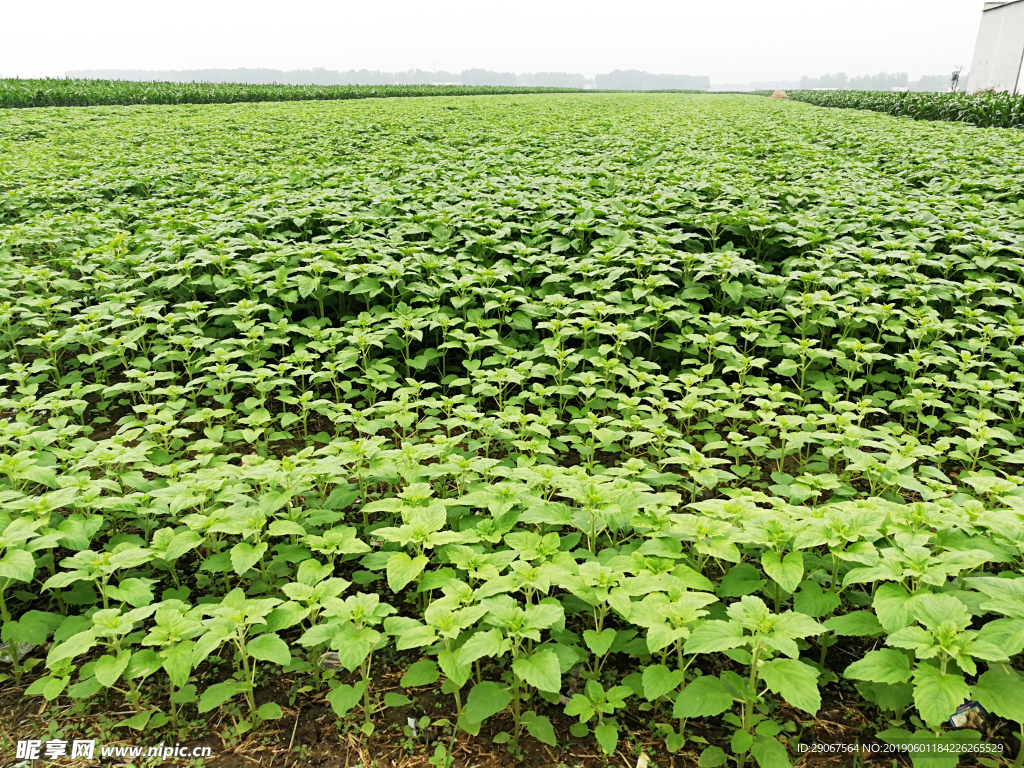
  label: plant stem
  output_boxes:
[511,675,521,740]
[0,584,10,623]
[738,644,761,768]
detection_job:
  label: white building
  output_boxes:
[969,1,1024,94]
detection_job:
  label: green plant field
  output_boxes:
[0,78,589,109]
[787,89,1024,129]
[1,93,1023,766]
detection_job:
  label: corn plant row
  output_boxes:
[787,89,1024,130]
[0,93,1023,768]
[0,78,590,110]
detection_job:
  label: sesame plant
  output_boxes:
[0,92,1023,767]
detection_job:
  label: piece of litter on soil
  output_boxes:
[636,754,650,768]
[0,642,36,664]
[319,651,342,670]
[407,717,418,736]
[948,700,988,729]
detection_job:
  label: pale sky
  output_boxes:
[0,0,985,83]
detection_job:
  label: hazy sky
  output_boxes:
[1,0,985,82]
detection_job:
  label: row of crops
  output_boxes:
[0,78,590,109]
[786,89,1024,130]
[1,93,1024,767]
[8,78,1023,132]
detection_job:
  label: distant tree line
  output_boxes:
[66,68,709,90]
[594,70,710,90]
[799,72,953,92]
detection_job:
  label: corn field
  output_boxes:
[786,89,1024,130]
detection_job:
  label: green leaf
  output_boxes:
[328,624,380,672]
[761,551,803,594]
[731,728,754,755]
[971,667,1024,724]
[257,702,283,720]
[607,588,632,618]
[976,619,1024,657]
[771,610,825,641]
[0,549,35,583]
[401,660,440,688]
[267,520,306,537]
[723,281,745,305]
[666,731,686,753]
[549,641,586,673]
[646,623,689,654]
[327,684,368,720]
[392,622,437,650]
[873,583,917,633]
[456,713,481,736]
[106,577,154,608]
[384,692,412,707]
[774,360,799,378]
[699,747,728,768]
[126,649,161,680]
[171,684,197,705]
[524,602,565,631]
[28,674,67,699]
[751,734,791,768]
[53,614,92,644]
[565,693,595,722]
[512,648,561,693]
[859,681,914,713]
[823,611,884,637]
[465,681,510,723]
[121,708,155,730]
[44,563,85,589]
[684,620,746,654]
[94,651,130,687]
[583,628,616,656]
[682,286,711,300]
[1,610,57,645]
[437,649,472,687]
[643,664,685,701]
[551,236,572,253]
[386,552,428,592]
[718,563,766,597]
[246,633,292,666]
[914,593,972,632]
[326,682,367,717]
[844,649,912,685]
[459,628,509,665]
[759,659,820,715]
[161,642,194,688]
[198,681,240,713]
[526,714,556,746]
[793,581,841,618]
[230,542,268,576]
[912,665,970,729]
[594,723,618,755]
[46,629,96,667]
[674,676,734,718]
